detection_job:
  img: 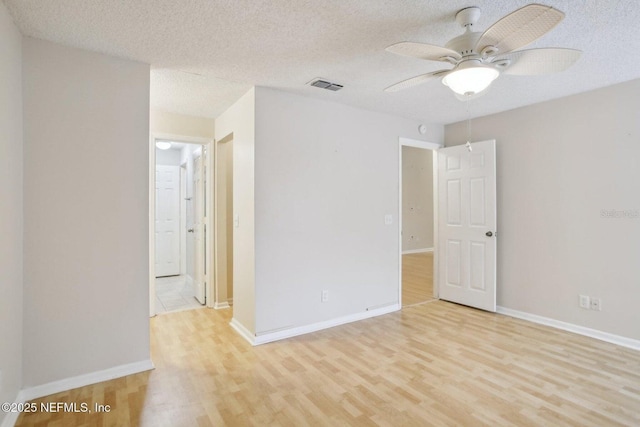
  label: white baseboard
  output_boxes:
[230,317,255,344]
[497,306,640,351]
[214,301,230,310]
[402,247,434,255]
[231,304,401,346]
[1,360,153,427]
[17,359,154,403]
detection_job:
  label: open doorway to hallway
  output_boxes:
[401,144,436,307]
[153,139,209,314]
[213,135,234,309]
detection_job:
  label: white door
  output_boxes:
[155,165,181,277]
[193,153,206,304]
[437,140,497,312]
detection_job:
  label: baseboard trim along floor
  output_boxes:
[214,301,231,310]
[401,247,434,255]
[231,303,401,346]
[19,360,154,403]
[497,306,640,351]
[2,359,153,427]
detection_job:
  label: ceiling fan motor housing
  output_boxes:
[455,6,481,28]
[445,32,483,58]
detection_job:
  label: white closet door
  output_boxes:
[438,140,497,312]
[155,165,181,277]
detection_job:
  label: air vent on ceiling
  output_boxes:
[309,78,343,91]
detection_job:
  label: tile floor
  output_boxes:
[155,275,204,314]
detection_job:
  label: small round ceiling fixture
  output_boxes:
[156,141,172,150]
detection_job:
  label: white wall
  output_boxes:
[22,38,151,387]
[253,87,442,335]
[445,79,640,340]
[155,147,182,165]
[402,146,434,252]
[150,109,214,139]
[215,89,256,334]
[0,2,23,421]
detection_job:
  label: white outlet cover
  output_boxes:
[579,295,590,309]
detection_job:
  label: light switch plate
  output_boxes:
[384,214,393,225]
[579,295,590,309]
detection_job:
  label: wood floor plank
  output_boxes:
[15,301,640,426]
[402,252,433,306]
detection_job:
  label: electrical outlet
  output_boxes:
[321,290,329,303]
[590,298,601,311]
[579,295,590,309]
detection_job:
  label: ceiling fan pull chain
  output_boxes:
[466,97,473,152]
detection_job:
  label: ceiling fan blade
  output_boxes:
[386,42,461,62]
[475,4,564,55]
[384,70,450,92]
[495,48,581,75]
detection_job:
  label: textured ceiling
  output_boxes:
[4,0,640,124]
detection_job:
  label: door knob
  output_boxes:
[188,228,195,233]
[485,231,493,237]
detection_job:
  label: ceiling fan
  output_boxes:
[385,3,581,98]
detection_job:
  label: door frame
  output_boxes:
[149,133,214,316]
[179,163,187,275]
[398,137,442,307]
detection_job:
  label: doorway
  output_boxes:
[149,135,213,316]
[399,138,498,312]
[213,135,233,309]
[399,138,441,307]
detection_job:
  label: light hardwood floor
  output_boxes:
[15,300,640,426]
[402,251,434,306]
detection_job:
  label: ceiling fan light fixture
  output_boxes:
[442,61,499,96]
[156,141,172,150]
[386,5,579,96]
